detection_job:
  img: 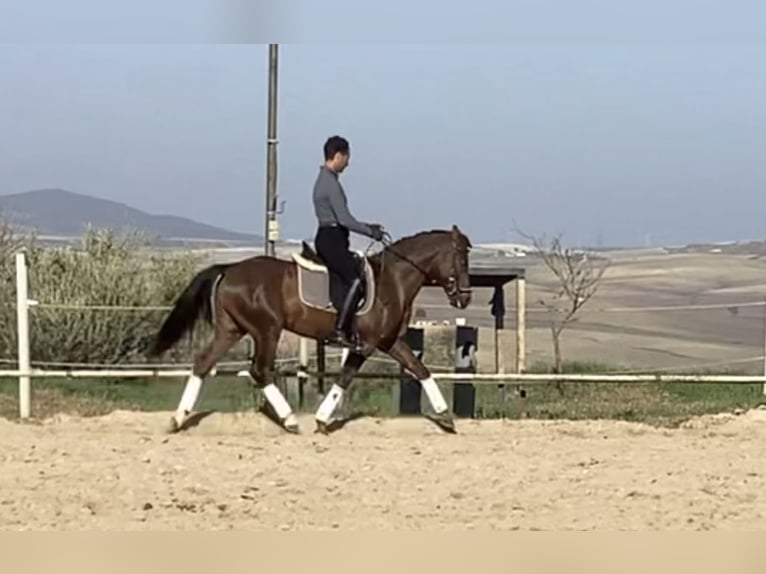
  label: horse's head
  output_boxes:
[436,225,473,310]
[382,225,473,309]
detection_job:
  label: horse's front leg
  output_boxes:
[314,348,368,434]
[385,337,456,434]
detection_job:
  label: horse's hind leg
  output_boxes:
[169,311,244,433]
[241,320,300,434]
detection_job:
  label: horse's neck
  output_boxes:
[377,242,439,296]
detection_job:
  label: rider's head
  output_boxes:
[323,135,350,174]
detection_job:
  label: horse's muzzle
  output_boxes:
[449,288,472,310]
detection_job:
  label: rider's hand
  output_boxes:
[369,224,385,241]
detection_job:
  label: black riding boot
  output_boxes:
[327,278,364,351]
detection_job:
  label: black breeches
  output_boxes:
[315,225,361,309]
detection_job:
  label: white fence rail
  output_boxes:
[5,251,766,420]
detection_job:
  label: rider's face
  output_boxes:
[333,152,350,173]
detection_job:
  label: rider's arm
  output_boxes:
[327,182,375,238]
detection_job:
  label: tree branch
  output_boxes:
[510,220,610,371]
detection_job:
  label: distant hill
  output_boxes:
[0,188,264,246]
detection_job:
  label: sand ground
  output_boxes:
[2,408,766,530]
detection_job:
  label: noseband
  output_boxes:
[445,272,473,299]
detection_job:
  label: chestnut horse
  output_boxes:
[149,225,473,434]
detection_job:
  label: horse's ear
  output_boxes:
[450,223,460,249]
[451,224,471,248]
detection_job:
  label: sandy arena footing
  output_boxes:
[1,408,766,530]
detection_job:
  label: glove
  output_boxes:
[369,223,385,241]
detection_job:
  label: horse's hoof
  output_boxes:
[280,414,300,434]
[314,420,331,435]
[427,412,458,434]
[167,417,182,434]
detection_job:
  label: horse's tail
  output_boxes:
[148,263,231,357]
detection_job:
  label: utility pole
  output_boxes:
[264,43,279,257]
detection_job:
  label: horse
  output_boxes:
[148,225,473,435]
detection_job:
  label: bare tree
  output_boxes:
[514,224,610,373]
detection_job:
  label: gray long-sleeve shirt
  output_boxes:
[312,165,375,237]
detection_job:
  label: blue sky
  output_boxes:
[1,6,765,246]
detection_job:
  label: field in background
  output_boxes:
[409,246,766,376]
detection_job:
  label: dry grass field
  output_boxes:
[407,245,766,375]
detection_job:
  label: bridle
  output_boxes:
[444,269,473,301]
[443,240,473,303]
[374,232,472,301]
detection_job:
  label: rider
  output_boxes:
[312,135,386,349]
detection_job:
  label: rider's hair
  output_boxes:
[323,135,350,160]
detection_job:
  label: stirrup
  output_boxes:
[325,329,364,352]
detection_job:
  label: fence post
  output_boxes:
[453,325,478,417]
[490,285,507,409]
[762,299,766,396]
[297,337,309,409]
[15,251,31,420]
[315,339,326,397]
[516,277,526,373]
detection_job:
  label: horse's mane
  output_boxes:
[390,228,451,245]
[366,228,449,262]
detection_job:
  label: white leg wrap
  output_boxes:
[421,377,448,414]
[315,384,344,424]
[175,374,203,424]
[262,383,293,421]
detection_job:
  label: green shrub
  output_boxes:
[0,224,202,366]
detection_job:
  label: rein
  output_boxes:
[361,232,431,283]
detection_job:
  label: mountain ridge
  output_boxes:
[0,188,264,246]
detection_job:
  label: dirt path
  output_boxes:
[2,408,765,530]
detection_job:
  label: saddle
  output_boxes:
[297,241,335,266]
[291,241,376,316]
